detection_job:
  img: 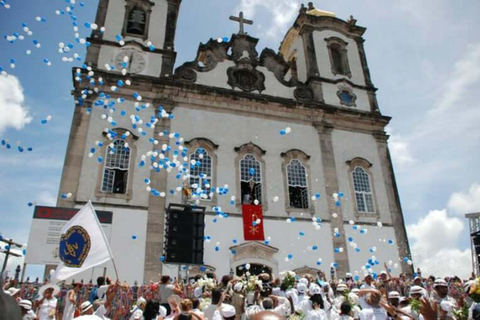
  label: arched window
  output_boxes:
[325,37,351,77]
[189,148,213,200]
[352,166,375,213]
[122,1,154,39]
[286,159,309,209]
[101,139,130,194]
[240,154,262,205]
[126,7,146,35]
[330,44,344,74]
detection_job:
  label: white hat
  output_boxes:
[351,288,360,294]
[6,287,20,296]
[137,297,147,306]
[299,278,309,285]
[81,301,93,314]
[345,273,353,278]
[297,283,307,293]
[38,283,60,297]
[194,287,203,298]
[19,300,32,310]
[309,284,321,296]
[364,274,372,279]
[233,282,243,292]
[464,280,475,293]
[220,304,236,318]
[159,305,167,318]
[434,279,448,288]
[388,291,400,299]
[380,271,387,276]
[410,286,424,295]
[337,284,347,292]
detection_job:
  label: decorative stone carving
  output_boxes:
[227,64,265,93]
[229,242,278,262]
[175,32,313,101]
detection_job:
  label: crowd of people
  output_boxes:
[2,266,480,320]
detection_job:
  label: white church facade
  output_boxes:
[55,0,412,283]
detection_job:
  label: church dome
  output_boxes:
[306,8,336,18]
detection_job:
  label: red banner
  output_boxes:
[242,204,265,241]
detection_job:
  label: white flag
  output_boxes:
[50,201,114,283]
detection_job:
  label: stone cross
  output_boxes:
[229,11,253,35]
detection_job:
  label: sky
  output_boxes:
[0,0,480,280]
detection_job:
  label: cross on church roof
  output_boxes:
[229,11,253,35]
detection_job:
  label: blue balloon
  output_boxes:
[131,234,137,240]
[287,254,293,259]
[312,245,318,250]
[160,256,165,262]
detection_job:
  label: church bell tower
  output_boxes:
[85,0,182,77]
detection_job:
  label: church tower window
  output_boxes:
[286,159,309,209]
[101,139,131,194]
[325,37,351,77]
[352,166,375,213]
[240,154,262,205]
[126,7,147,35]
[122,1,155,40]
[189,148,213,200]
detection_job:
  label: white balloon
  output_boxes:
[245,263,251,270]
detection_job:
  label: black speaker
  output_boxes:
[164,204,205,264]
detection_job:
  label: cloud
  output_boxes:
[448,183,480,215]
[0,74,32,133]
[431,43,480,114]
[236,0,300,39]
[407,209,472,278]
[387,129,415,167]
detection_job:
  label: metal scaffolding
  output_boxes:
[466,212,480,276]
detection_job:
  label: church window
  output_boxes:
[101,139,130,194]
[286,159,309,209]
[189,148,213,200]
[184,138,218,203]
[325,37,351,77]
[352,166,375,213]
[240,154,262,205]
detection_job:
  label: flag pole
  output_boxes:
[88,200,120,282]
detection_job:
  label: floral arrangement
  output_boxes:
[196,276,215,291]
[243,274,262,292]
[280,271,296,290]
[465,278,480,302]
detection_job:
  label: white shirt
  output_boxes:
[38,298,57,320]
[204,303,226,320]
[358,308,388,320]
[130,308,143,320]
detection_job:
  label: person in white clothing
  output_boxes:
[63,283,81,320]
[36,284,60,320]
[19,299,38,320]
[360,275,376,290]
[357,289,388,320]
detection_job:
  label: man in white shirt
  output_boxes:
[204,289,227,320]
[357,289,388,320]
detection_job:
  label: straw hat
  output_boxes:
[38,283,60,297]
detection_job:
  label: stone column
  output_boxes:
[300,26,324,102]
[373,131,413,275]
[57,98,92,208]
[314,122,350,277]
[143,102,174,282]
[161,0,182,77]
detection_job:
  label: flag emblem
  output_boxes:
[59,225,91,268]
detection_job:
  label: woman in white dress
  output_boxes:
[63,283,81,320]
[37,284,60,320]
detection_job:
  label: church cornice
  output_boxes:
[86,37,176,55]
[71,68,391,132]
